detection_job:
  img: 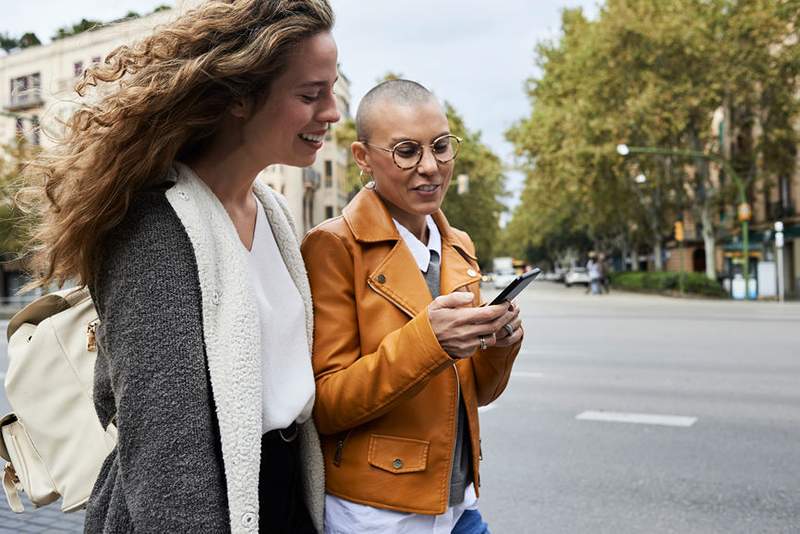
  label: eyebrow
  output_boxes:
[389,131,451,144]
[298,77,339,89]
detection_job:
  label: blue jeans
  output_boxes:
[452,509,490,534]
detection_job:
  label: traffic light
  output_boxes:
[674,221,684,242]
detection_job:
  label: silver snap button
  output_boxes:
[211,291,220,305]
[376,274,386,284]
[392,458,403,469]
[241,511,256,527]
[177,191,189,201]
[467,268,477,277]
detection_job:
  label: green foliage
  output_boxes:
[153,5,172,13]
[0,32,41,52]
[507,0,800,268]
[441,103,507,269]
[0,138,37,258]
[333,118,361,198]
[52,18,103,41]
[611,271,727,298]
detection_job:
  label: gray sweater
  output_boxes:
[87,190,230,532]
[85,173,325,533]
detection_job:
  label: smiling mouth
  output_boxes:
[413,184,440,193]
[299,133,325,143]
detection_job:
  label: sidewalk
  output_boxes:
[0,495,83,533]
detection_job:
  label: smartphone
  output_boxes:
[489,268,541,306]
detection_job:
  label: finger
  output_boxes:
[429,292,474,311]
[462,303,508,324]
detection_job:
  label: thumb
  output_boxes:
[429,291,474,311]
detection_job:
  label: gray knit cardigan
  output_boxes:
[85,164,324,533]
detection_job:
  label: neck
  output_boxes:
[384,204,428,243]
[187,134,269,208]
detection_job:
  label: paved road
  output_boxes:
[1,284,799,532]
[477,282,800,533]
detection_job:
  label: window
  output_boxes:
[92,56,101,65]
[324,160,333,188]
[779,175,793,211]
[325,206,334,219]
[73,61,84,78]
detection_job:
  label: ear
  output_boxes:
[351,141,371,174]
[229,96,252,120]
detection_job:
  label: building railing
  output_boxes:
[5,88,44,111]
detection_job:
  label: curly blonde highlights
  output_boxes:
[22,0,333,288]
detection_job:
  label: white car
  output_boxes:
[564,267,590,287]
[493,270,518,290]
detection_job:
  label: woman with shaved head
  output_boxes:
[302,79,524,533]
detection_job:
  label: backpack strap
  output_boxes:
[2,463,24,513]
[7,287,92,340]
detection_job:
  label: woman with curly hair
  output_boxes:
[22,1,339,532]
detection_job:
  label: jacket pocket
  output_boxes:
[367,434,429,474]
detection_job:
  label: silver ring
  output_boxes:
[503,323,515,337]
[479,336,488,351]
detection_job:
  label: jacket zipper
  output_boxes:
[333,430,352,467]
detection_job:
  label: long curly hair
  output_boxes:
[21,0,333,288]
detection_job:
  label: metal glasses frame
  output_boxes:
[363,134,463,169]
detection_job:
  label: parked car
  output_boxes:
[564,267,590,287]
[493,270,518,290]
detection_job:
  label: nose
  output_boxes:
[416,145,438,176]
[317,91,341,125]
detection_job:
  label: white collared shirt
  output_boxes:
[324,214,479,534]
[392,215,442,271]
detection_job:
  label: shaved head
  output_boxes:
[355,79,440,142]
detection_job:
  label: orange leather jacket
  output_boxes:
[300,188,521,515]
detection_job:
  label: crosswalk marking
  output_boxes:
[576,410,697,427]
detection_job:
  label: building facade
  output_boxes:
[0,4,352,298]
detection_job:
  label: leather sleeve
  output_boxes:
[301,228,455,436]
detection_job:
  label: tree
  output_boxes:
[52,18,103,41]
[19,33,41,48]
[0,137,37,259]
[441,103,508,268]
[507,0,800,277]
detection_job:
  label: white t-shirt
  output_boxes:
[245,195,315,434]
[324,215,478,534]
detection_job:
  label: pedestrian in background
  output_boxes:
[587,254,601,295]
[22,1,339,532]
[302,79,524,534]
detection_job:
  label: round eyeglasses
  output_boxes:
[364,134,462,170]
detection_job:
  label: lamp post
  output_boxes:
[617,143,752,297]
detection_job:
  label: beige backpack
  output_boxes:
[0,287,117,513]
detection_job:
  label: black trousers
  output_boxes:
[258,425,316,534]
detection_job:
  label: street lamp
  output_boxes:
[617,143,753,297]
[634,173,647,184]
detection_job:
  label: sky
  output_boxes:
[3,0,600,213]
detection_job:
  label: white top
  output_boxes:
[245,195,315,434]
[324,214,478,534]
[392,215,442,271]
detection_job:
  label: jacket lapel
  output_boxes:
[344,188,481,317]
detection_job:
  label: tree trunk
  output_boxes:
[653,240,664,271]
[630,249,639,271]
[700,201,717,280]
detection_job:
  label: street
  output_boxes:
[1,283,799,532]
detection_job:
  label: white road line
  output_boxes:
[513,371,544,379]
[478,405,497,413]
[575,410,697,427]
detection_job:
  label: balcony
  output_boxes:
[5,88,44,111]
[767,201,796,221]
